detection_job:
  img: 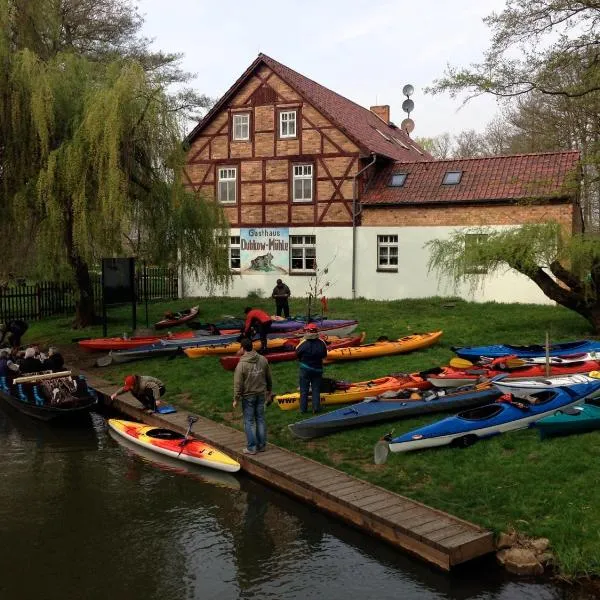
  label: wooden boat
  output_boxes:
[219,333,366,371]
[0,371,98,421]
[275,373,430,411]
[289,385,503,439]
[108,419,240,473]
[388,381,600,453]
[426,360,600,388]
[324,330,443,363]
[536,404,600,439]
[154,306,200,329]
[452,339,600,361]
[184,337,293,357]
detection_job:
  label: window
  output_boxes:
[442,170,462,185]
[293,164,313,202]
[232,114,250,141]
[377,235,399,271]
[464,233,488,274]
[279,110,297,138]
[290,235,316,273]
[218,167,237,203]
[389,173,407,187]
[218,235,241,272]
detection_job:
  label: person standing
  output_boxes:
[271,279,291,319]
[233,337,273,455]
[111,374,165,412]
[243,307,272,353]
[295,323,328,413]
[0,319,28,350]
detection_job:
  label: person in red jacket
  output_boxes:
[243,307,272,352]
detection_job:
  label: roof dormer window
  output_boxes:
[389,173,407,187]
[442,171,462,185]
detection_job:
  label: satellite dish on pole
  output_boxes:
[402,84,414,98]
[401,118,415,134]
[401,98,414,116]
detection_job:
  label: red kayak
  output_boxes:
[155,306,199,329]
[427,359,600,388]
[219,333,366,371]
[79,330,197,352]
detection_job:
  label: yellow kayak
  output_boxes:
[184,337,291,358]
[275,374,430,411]
[324,330,443,363]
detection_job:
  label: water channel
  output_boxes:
[0,404,593,600]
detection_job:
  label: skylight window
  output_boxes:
[442,171,462,185]
[389,173,407,187]
[375,128,392,142]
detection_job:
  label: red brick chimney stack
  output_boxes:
[370,105,390,124]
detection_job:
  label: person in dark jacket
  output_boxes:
[111,374,166,412]
[20,347,44,374]
[233,337,273,454]
[271,279,291,318]
[243,307,272,353]
[295,323,328,413]
[0,319,28,350]
[44,347,65,372]
[0,349,19,378]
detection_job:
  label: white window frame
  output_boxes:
[232,113,250,141]
[293,164,313,203]
[377,234,399,271]
[279,110,297,138]
[228,236,241,272]
[217,167,237,204]
[290,235,316,274]
[464,233,488,274]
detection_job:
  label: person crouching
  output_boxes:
[111,374,165,412]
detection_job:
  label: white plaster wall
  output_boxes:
[184,225,554,305]
[355,226,554,304]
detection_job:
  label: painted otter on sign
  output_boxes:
[249,252,274,271]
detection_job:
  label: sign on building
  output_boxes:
[240,228,289,274]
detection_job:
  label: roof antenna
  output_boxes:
[401,84,415,137]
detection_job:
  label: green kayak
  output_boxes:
[537,403,600,439]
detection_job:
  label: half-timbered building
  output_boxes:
[183,54,580,304]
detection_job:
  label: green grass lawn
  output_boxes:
[25,295,600,578]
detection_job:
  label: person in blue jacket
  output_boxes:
[295,323,328,413]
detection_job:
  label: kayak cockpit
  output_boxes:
[146,428,186,441]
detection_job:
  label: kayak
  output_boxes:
[536,403,600,439]
[219,333,366,371]
[388,381,600,453]
[155,306,200,329]
[426,360,600,388]
[184,337,293,358]
[79,330,198,352]
[493,373,600,397]
[289,386,503,439]
[324,331,442,363]
[270,318,359,333]
[108,419,240,473]
[275,374,430,411]
[452,340,600,361]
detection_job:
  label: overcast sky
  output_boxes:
[138,0,508,139]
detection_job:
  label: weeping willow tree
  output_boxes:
[427,222,600,332]
[1,2,229,326]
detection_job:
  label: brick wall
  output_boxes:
[361,202,574,230]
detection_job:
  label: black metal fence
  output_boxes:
[0,266,179,322]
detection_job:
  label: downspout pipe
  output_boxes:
[352,153,377,300]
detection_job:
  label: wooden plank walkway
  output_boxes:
[82,368,494,571]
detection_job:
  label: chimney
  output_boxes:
[370,105,390,124]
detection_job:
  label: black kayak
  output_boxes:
[288,386,503,440]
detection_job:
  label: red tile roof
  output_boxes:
[362,151,580,205]
[187,54,430,162]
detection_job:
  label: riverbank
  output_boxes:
[27,296,600,579]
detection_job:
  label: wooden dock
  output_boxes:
[83,369,494,571]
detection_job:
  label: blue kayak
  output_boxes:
[388,381,600,453]
[289,387,503,440]
[270,318,358,332]
[452,340,600,361]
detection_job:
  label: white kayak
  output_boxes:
[493,373,600,397]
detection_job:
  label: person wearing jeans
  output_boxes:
[295,323,328,413]
[233,337,273,454]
